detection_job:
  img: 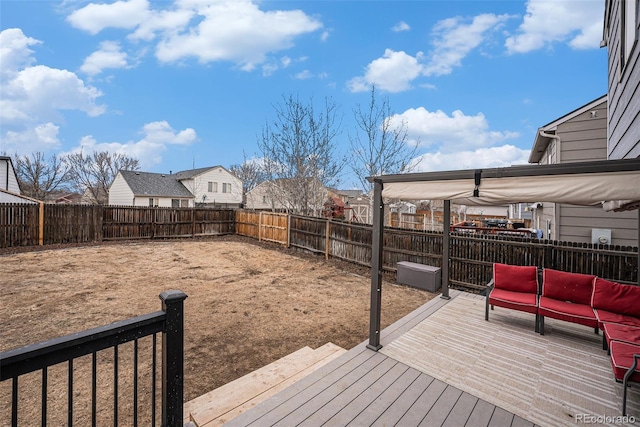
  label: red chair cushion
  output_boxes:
[603,323,640,347]
[542,269,595,306]
[538,296,597,328]
[592,278,640,318]
[595,309,640,329]
[609,341,640,382]
[488,288,538,314]
[493,263,538,294]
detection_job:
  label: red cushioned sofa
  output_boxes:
[537,268,598,335]
[485,263,540,332]
[485,264,640,415]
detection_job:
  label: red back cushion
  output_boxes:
[542,269,595,305]
[592,277,640,318]
[493,263,538,293]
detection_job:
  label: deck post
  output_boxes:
[368,180,384,351]
[441,200,451,299]
[160,290,188,427]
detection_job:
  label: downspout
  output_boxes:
[538,129,561,239]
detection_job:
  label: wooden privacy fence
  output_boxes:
[0,204,235,248]
[235,210,288,245]
[243,211,638,289]
[2,204,637,290]
[103,207,235,240]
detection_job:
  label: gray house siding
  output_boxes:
[606,0,640,159]
[530,97,637,245]
[558,204,637,247]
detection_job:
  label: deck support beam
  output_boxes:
[441,200,451,300]
[367,180,384,351]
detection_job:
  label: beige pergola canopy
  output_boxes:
[378,158,640,208]
[365,158,640,351]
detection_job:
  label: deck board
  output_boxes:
[224,291,533,427]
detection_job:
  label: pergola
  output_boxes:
[366,158,640,350]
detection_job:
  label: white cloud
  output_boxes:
[155,2,322,70]
[66,0,150,35]
[69,121,197,168]
[389,107,519,152]
[423,13,512,76]
[294,70,313,80]
[80,41,130,76]
[321,30,330,42]
[0,28,41,82]
[392,21,411,32]
[505,0,604,53]
[0,29,105,154]
[348,13,510,92]
[412,145,530,172]
[347,49,424,93]
[67,1,322,71]
[3,123,61,153]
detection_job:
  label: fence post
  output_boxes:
[325,219,330,260]
[160,290,187,427]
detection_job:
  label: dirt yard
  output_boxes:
[0,236,433,425]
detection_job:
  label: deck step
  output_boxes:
[184,342,346,427]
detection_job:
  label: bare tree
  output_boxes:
[258,94,344,215]
[349,85,419,193]
[65,151,140,204]
[13,152,71,200]
[229,152,267,206]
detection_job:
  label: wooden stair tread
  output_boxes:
[185,343,346,427]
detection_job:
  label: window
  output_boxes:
[149,198,154,207]
[212,182,218,193]
[181,200,189,207]
[171,199,179,208]
[208,182,213,192]
[222,183,231,193]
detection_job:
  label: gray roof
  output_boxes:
[173,166,223,180]
[119,170,194,198]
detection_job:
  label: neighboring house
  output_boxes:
[109,171,195,207]
[603,0,640,160]
[528,96,637,246]
[0,156,37,204]
[245,178,329,214]
[109,166,243,208]
[173,166,242,208]
[0,156,21,194]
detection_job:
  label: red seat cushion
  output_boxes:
[603,323,640,347]
[489,288,538,314]
[595,309,640,329]
[542,269,595,305]
[592,278,640,318]
[609,341,640,383]
[538,296,597,328]
[493,263,538,293]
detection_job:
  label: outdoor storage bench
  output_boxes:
[485,263,540,332]
[537,268,598,335]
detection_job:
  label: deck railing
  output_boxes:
[0,290,187,427]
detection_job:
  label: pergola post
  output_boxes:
[442,200,451,299]
[367,180,384,351]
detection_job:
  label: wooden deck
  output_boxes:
[223,291,534,426]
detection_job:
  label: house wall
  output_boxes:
[0,190,37,204]
[108,173,136,206]
[534,99,637,245]
[0,158,21,194]
[245,183,284,210]
[181,167,243,207]
[607,0,640,160]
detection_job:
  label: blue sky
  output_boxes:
[1,0,607,190]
